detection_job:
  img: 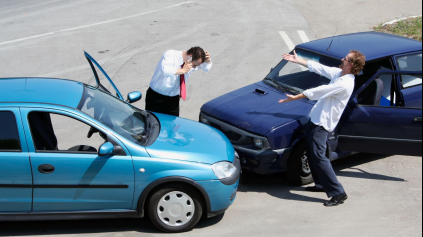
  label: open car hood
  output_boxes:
[84,51,124,101]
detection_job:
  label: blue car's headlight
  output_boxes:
[212,162,237,179]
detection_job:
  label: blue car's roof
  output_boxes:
[297,32,422,61]
[0,78,84,108]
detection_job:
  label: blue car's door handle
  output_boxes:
[414,117,422,123]
[38,164,55,174]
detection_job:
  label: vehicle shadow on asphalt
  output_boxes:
[238,171,328,203]
[332,153,406,182]
[0,210,224,236]
[238,153,406,202]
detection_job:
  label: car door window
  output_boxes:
[0,111,21,152]
[355,59,397,107]
[28,112,106,153]
[397,53,422,88]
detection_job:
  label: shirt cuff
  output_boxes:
[303,90,312,99]
[307,60,316,71]
[203,60,213,72]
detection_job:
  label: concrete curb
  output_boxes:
[382,15,422,26]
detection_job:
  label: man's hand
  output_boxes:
[205,51,211,63]
[279,93,307,103]
[283,50,308,67]
[279,94,296,103]
[283,50,299,64]
[182,60,193,73]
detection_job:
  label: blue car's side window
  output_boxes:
[28,112,107,154]
[0,111,21,152]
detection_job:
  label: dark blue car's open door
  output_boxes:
[84,51,125,101]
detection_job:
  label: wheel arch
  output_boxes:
[136,176,211,218]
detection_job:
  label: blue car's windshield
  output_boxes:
[77,85,148,145]
[265,49,341,94]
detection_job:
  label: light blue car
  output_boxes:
[0,52,240,233]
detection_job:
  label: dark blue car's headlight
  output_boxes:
[253,138,265,149]
[199,114,210,125]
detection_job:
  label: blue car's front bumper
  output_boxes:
[197,179,239,217]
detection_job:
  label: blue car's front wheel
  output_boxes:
[148,184,203,233]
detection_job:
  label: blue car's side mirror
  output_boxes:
[99,142,115,157]
[127,91,142,103]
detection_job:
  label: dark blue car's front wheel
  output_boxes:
[286,142,313,186]
[148,184,203,233]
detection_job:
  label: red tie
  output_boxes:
[180,63,187,101]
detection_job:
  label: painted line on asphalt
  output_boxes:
[382,15,422,26]
[279,31,295,51]
[0,1,195,46]
[298,30,310,43]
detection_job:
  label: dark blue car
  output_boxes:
[200,32,422,185]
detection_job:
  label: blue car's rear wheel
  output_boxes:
[286,142,313,186]
[148,184,203,233]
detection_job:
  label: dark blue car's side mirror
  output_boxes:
[127,91,142,103]
[99,142,115,157]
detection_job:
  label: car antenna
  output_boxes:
[326,27,338,51]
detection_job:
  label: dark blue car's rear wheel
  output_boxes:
[148,184,203,233]
[286,142,313,186]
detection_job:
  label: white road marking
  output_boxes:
[0,1,195,46]
[298,30,310,43]
[279,31,295,51]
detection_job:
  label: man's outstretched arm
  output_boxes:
[279,93,307,103]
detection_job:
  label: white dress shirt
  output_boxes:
[149,50,213,97]
[302,61,355,132]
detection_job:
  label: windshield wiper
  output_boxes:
[264,77,285,92]
[278,82,302,95]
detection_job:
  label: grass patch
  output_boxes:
[375,17,422,42]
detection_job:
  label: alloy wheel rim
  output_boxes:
[157,191,195,227]
[300,152,311,176]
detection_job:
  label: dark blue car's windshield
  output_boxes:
[265,49,341,94]
[77,85,147,145]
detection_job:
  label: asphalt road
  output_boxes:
[0,0,422,236]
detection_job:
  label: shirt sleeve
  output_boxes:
[308,61,342,81]
[303,81,346,101]
[160,51,178,77]
[199,59,213,73]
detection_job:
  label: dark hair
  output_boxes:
[350,50,366,75]
[187,47,206,63]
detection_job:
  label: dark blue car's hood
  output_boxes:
[201,81,314,135]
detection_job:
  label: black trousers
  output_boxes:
[145,88,180,117]
[305,120,345,198]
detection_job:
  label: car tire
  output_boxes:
[286,142,314,186]
[147,184,203,233]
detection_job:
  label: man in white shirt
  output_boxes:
[145,47,212,117]
[279,50,366,207]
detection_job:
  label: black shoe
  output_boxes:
[305,186,325,193]
[324,193,348,207]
